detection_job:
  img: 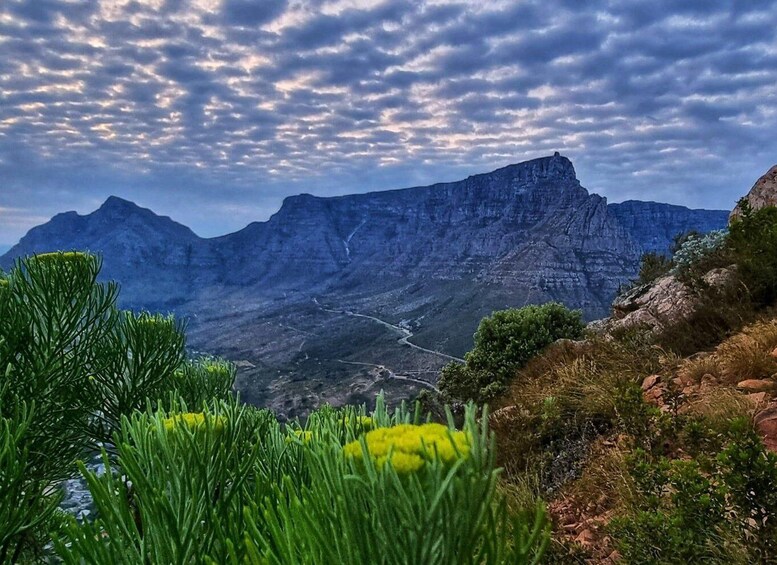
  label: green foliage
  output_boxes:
[55,399,274,564]
[0,252,116,481]
[440,303,584,403]
[671,229,730,283]
[89,311,187,445]
[636,251,672,285]
[729,202,777,306]
[0,252,238,558]
[610,419,777,564]
[171,356,236,408]
[0,398,63,563]
[54,399,550,564]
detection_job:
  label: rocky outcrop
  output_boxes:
[589,266,737,336]
[730,164,777,222]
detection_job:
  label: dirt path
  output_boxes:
[313,297,465,364]
[335,360,440,393]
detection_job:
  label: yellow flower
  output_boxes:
[343,422,471,474]
[341,415,374,429]
[162,412,225,434]
[285,430,313,444]
[0,278,8,289]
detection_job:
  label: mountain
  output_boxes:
[1,155,730,415]
[1,196,223,307]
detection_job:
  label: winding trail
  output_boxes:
[312,297,465,364]
[335,360,440,393]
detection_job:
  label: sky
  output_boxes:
[1,0,776,245]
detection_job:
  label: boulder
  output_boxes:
[736,379,776,393]
[730,165,777,223]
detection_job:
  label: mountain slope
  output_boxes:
[1,155,730,415]
[1,196,221,307]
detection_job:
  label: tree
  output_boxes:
[439,303,584,404]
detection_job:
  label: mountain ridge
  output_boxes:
[2,154,729,311]
[0,154,731,413]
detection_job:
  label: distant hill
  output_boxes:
[1,154,729,415]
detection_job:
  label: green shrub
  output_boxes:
[636,251,673,285]
[610,419,777,564]
[0,252,116,482]
[54,400,275,564]
[671,229,729,281]
[55,399,550,564]
[729,202,777,306]
[0,399,63,563]
[440,303,584,403]
[0,252,239,558]
[171,357,236,409]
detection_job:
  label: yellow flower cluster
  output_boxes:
[343,423,471,474]
[286,430,313,444]
[205,363,229,377]
[0,278,8,288]
[162,412,225,434]
[342,415,374,429]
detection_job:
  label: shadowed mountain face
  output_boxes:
[2,155,729,415]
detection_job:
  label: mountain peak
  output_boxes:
[99,195,142,212]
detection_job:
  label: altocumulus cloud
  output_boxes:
[1,0,776,244]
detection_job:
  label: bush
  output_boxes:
[55,398,550,564]
[0,399,63,563]
[439,303,584,404]
[636,251,673,285]
[0,252,238,557]
[729,202,777,306]
[671,229,729,281]
[610,419,777,564]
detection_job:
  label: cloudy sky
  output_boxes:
[1,0,776,246]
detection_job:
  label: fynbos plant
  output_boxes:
[0,252,238,559]
[55,399,549,564]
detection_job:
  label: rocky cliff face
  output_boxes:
[609,201,729,254]
[2,155,728,318]
[730,165,777,222]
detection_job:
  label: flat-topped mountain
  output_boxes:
[1,155,729,414]
[3,154,726,310]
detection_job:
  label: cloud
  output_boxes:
[0,0,776,244]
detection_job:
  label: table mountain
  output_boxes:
[1,154,729,414]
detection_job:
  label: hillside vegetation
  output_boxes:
[460,202,777,563]
[0,253,547,563]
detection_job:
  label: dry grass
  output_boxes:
[565,440,637,514]
[683,386,756,426]
[716,319,777,383]
[677,353,722,384]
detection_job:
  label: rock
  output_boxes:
[702,266,737,289]
[755,407,777,452]
[737,379,776,393]
[641,375,660,391]
[746,392,770,407]
[488,405,523,428]
[730,165,777,223]
[601,274,699,335]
